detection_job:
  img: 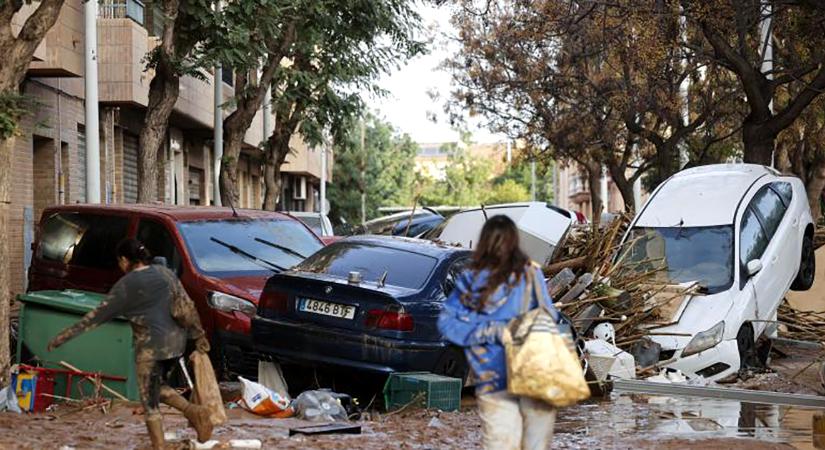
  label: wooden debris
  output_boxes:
[778,302,825,342]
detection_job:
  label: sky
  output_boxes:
[366,3,504,145]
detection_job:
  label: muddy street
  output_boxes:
[0,389,821,450]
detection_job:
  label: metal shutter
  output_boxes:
[76,125,87,203]
[123,133,139,203]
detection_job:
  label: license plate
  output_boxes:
[298,298,356,319]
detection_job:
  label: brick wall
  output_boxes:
[7,80,86,296]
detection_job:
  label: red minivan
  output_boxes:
[28,204,324,377]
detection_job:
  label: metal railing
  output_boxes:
[98,0,145,25]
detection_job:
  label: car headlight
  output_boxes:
[207,292,257,317]
[681,321,725,358]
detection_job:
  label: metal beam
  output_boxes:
[613,379,825,409]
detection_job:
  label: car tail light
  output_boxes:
[366,308,414,331]
[258,290,289,315]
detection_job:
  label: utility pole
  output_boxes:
[530,160,537,201]
[360,119,366,225]
[320,142,327,215]
[212,0,223,206]
[506,140,512,164]
[84,0,101,203]
[213,66,223,206]
[760,0,774,166]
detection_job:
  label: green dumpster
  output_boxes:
[16,290,139,401]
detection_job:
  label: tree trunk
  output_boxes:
[219,126,245,207]
[805,167,825,221]
[0,137,12,386]
[742,121,776,166]
[138,67,179,203]
[605,160,636,213]
[262,131,293,210]
[585,161,603,224]
[263,157,279,211]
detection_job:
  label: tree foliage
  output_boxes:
[446,0,825,216]
[327,115,419,223]
[212,0,423,207]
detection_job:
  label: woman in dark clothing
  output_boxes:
[438,216,559,450]
[48,239,213,449]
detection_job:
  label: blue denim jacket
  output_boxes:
[437,264,558,395]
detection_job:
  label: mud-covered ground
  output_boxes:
[0,397,814,450]
[0,344,821,449]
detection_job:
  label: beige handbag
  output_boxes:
[503,267,590,407]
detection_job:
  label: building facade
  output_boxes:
[8,0,331,295]
[554,164,647,219]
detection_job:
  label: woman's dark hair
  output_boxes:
[116,238,152,266]
[469,215,529,310]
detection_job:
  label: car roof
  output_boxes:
[636,164,775,227]
[43,204,294,222]
[337,235,468,258]
[363,209,438,226]
[287,211,321,218]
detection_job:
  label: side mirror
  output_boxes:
[746,259,763,277]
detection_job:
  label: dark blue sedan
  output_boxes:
[251,236,472,379]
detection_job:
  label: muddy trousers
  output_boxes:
[477,391,557,450]
[136,357,189,417]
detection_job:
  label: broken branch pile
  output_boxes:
[544,216,695,349]
[778,302,825,343]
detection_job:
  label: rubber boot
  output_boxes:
[145,416,166,450]
[160,387,213,443]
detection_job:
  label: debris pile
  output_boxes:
[777,302,825,343]
[545,216,695,349]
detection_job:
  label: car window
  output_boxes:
[297,216,323,235]
[749,185,787,239]
[624,226,734,294]
[178,219,323,276]
[740,206,769,267]
[771,182,793,207]
[137,220,182,274]
[295,242,439,290]
[443,257,471,296]
[38,213,130,270]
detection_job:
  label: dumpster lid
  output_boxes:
[18,290,108,315]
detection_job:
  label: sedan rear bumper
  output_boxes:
[251,316,449,374]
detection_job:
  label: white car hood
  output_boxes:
[648,289,736,350]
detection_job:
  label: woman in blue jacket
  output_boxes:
[438,215,558,450]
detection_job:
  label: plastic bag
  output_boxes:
[0,386,21,414]
[293,390,348,422]
[191,351,227,426]
[238,376,293,418]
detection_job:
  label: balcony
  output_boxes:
[99,0,145,25]
[19,0,84,77]
[97,18,152,105]
[281,135,333,181]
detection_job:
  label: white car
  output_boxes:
[619,164,815,381]
[427,202,576,266]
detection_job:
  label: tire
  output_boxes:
[737,324,760,372]
[791,232,815,291]
[433,347,469,384]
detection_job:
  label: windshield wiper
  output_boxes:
[209,237,287,272]
[254,237,309,260]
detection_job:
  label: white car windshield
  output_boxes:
[623,226,734,294]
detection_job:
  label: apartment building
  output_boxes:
[415,141,508,180]
[8,0,331,295]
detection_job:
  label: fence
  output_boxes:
[98,0,145,26]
